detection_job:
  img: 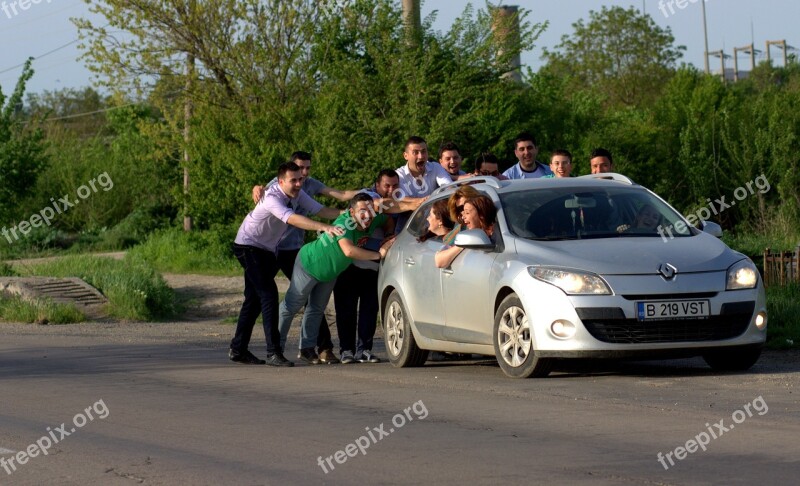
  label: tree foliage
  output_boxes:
[0,59,48,224]
[543,6,685,106]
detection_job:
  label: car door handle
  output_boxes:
[441,269,453,276]
[404,258,416,266]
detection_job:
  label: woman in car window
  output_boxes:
[617,203,662,233]
[418,199,454,242]
[443,186,481,245]
[436,194,497,268]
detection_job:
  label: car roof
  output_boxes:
[431,173,640,198]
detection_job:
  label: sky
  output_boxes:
[0,0,798,96]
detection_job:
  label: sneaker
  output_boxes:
[264,352,294,367]
[356,350,381,363]
[298,347,321,365]
[340,350,356,364]
[318,348,340,364]
[229,349,266,365]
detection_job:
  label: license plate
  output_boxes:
[637,300,710,321]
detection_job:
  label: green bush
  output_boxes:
[0,295,85,324]
[12,254,176,320]
[0,261,17,276]
[128,225,240,276]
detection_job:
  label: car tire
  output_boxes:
[384,291,428,367]
[702,345,762,372]
[493,294,553,378]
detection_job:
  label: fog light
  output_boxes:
[551,320,576,339]
[755,312,767,330]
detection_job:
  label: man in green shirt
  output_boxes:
[278,193,395,364]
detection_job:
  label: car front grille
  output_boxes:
[577,302,755,344]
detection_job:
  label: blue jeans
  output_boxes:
[231,244,282,354]
[278,256,337,350]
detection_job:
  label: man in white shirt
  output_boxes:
[394,136,454,231]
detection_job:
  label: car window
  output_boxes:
[406,201,434,238]
[499,186,693,240]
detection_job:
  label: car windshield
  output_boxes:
[500,186,694,241]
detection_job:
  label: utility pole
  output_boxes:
[733,44,757,81]
[183,54,194,232]
[708,50,728,81]
[765,40,788,66]
[701,0,710,74]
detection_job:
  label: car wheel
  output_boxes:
[702,345,762,371]
[493,294,553,378]
[384,291,428,367]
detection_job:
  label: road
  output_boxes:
[0,321,798,485]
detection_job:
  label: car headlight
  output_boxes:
[528,267,612,295]
[726,259,758,290]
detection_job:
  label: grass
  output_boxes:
[11,254,177,321]
[0,294,85,324]
[765,284,800,349]
[127,226,241,276]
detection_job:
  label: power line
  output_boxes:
[0,38,80,75]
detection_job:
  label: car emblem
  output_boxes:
[658,263,678,280]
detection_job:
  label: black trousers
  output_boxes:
[276,248,334,351]
[333,265,379,354]
[231,244,282,354]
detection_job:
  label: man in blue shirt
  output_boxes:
[502,131,554,179]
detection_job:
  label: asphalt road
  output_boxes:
[0,321,798,485]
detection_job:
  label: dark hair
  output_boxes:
[464,194,497,231]
[475,152,500,172]
[438,141,461,159]
[590,147,613,163]
[419,199,455,242]
[349,192,376,209]
[289,151,312,164]
[277,162,301,180]
[514,131,537,148]
[376,168,399,185]
[550,149,572,162]
[405,136,427,150]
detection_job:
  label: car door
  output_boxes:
[441,245,499,345]
[398,203,447,340]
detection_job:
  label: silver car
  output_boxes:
[378,174,767,378]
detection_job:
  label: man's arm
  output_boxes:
[316,207,344,220]
[319,186,360,202]
[375,196,425,214]
[286,214,344,237]
[338,238,388,261]
[252,185,266,204]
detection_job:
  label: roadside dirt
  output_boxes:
[163,273,291,322]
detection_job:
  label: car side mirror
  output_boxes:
[701,220,723,238]
[453,229,495,250]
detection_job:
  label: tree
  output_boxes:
[542,6,684,107]
[0,59,48,224]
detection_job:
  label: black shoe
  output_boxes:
[265,352,294,367]
[356,350,381,363]
[298,347,321,365]
[318,348,340,364]
[229,349,266,365]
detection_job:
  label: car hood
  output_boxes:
[512,233,744,275]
